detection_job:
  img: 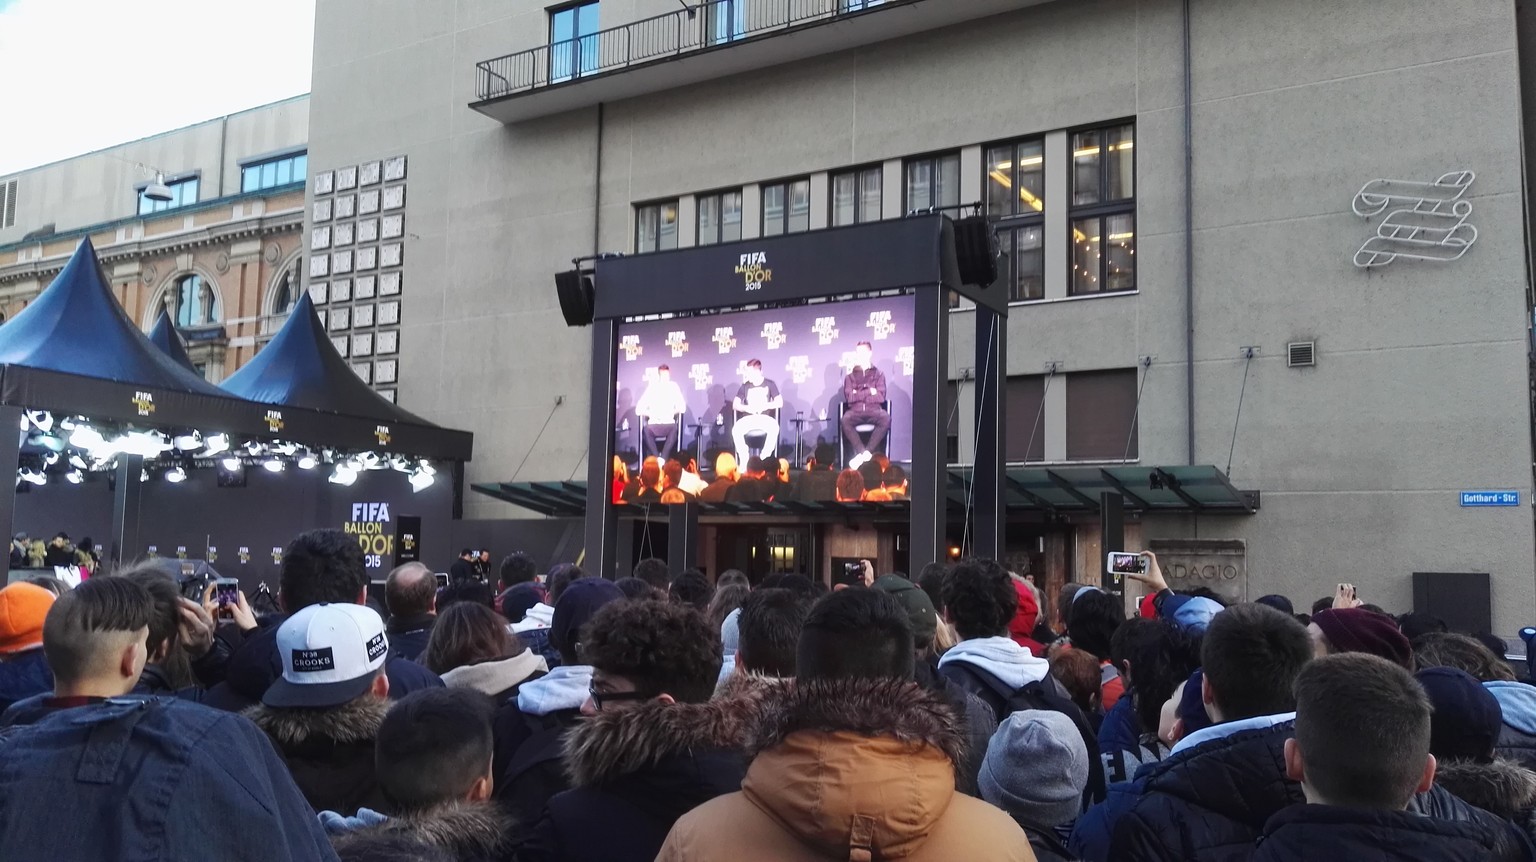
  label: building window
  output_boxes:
[1069,123,1135,295]
[550,0,600,83]
[138,175,199,215]
[1005,375,1047,463]
[984,139,1045,302]
[1065,368,1138,460]
[830,166,881,227]
[173,274,220,328]
[697,189,743,246]
[707,0,747,44]
[271,268,298,315]
[241,151,307,193]
[761,178,810,236]
[904,152,960,215]
[839,0,888,9]
[0,179,15,230]
[635,200,679,253]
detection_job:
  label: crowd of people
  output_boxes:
[614,443,910,506]
[2,538,1536,860]
[8,530,98,573]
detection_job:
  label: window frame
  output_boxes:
[172,273,221,328]
[695,188,744,246]
[136,172,200,215]
[240,150,308,194]
[634,199,680,254]
[1067,120,1137,297]
[760,176,811,237]
[828,164,882,227]
[549,0,601,82]
[901,150,962,217]
[981,137,1047,303]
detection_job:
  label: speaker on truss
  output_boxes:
[953,215,999,287]
[555,269,595,327]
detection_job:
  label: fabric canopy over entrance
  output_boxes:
[147,309,198,374]
[221,293,472,460]
[0,238,471,461]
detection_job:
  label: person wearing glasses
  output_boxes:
[516,599,752,862]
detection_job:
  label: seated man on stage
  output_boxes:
[731,359,782,466]
[841,341,889,469]
[636,364,688,460]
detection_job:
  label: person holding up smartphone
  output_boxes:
[1124,553,1224,634]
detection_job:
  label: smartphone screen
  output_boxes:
[434,573,449,589]
[214,579,239,616]
[1106,552,1147,576]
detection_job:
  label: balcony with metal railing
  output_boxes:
[471,0,1033,123]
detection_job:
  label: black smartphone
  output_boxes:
[840,562,864,587]
[435,573,449,589]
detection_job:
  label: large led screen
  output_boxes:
[612,294,916,499]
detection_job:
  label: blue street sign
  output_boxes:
[1460,491,1521,507]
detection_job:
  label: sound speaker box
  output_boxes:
[1412,571,1492,635]
[555,269,595,327]
[953,216,999,287]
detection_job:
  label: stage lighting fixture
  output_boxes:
[65,470,83,485]
[19,469,45,486]
[220,456,242,471]
[203,433,230,456]
[409,468,435,493]
[329,463,359,486]
[297,452,318,470]
[139,469,149,482]
[173,432,201,451]
[68,454,87,470]
[25,411,52,433]
[262,458,285,473]
[143,173,174,203]
[165,466,187,483]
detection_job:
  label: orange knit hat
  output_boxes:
[0,582,55,653]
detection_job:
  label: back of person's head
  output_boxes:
[1050,647,1101,715]
[550,577,625,664]
[714,451,738,479]
[915,562,948,613]
[581,599,720,703]
[737,588,812,678]
[43,576,154,688]
[1254,594,1294,616]
[872,574,938,652]
[1113,617,1201,735]
[1473,632,1509,663]
[834,469,864,502]
[761,572,817,596]
[706,583,750,632]
[421,601,521,676]
[1412,631,1516,681]
[499,552,538,589]
[1397,611,1448,643]
[1290,653,1433,810]
[669,571,713,612]
[979,710,1090,829]
[632,557,669,590]
[882,463,907,490]
[857,460,883,491]
[1067,588,1124,660]
[811,442,836,469]
[547,563,588,604]
[0,581,56,656]
[384,562,435,619]
[23,575,68,597]
[280,528,367,611]
[941,558,1015,641]
[1416,667,1503,764]
[1311,608,1413,670]
[375,688,497,812]
[662,460,683,489]
[113,564,181,662]
[614,577,662,601]
[797,588,913,681]
[1201,602,1312,721]
[1311,595,1334,616]
[437,579,493,611]
[639,461,661,487]
[1057,582,1088,627]
[717,569,750,589]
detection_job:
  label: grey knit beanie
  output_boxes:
[978,709,1089,828]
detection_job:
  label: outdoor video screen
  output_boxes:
[612,294,916,501]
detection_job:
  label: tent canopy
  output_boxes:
[147,308,198,374]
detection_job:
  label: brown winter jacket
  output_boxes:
[657,677,1036,862]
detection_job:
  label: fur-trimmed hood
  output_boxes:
[746,676,966,764]
[1435,758,1536,820]
[332,801,513,860]
[563,682,764,788]
[712,668,792,702]
[245,696,390,748]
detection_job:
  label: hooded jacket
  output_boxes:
[1253,804,1503,862]
[657,677,1036,862]
[0,695,338,861]
[332,801,516,862]
[494,665,591,824]
[441,650,549,702]
[246,696,391,817]
[1487,681,1536,770]
[938,636,1052,692]
[1436,757,1536,845]
[517,683,756,862]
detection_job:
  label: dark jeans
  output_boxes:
[841,406,890,455]
[644,423,678,460]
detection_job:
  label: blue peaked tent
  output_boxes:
[147,308,198,375]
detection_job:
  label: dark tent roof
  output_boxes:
[147,309,198,374]
[0,237,226,396]
[222,292,431,426]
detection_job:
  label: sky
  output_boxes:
[0,0,316,175]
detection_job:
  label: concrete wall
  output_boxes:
[0,96,309,245]
[307,0,1536,631]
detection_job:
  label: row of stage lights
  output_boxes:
[15,411,437,492]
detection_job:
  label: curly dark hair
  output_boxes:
[580,599,721,703]
[1413,632,1516,682]
[1068,589,1125,660]
[280,528,368,611]
[669,572,713,612]
[941,558,1016,641]
[1112,617,1200,735]
[614,577,662,601]
[499,552,538,589]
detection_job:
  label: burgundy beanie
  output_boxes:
[1313,608,1412,669]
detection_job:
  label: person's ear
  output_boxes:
[467,759,494,802]
[1169,717,1185,743]
[1284,737,1305,783]
[1201,673,1214,707]
[654,692,676,706]
[370,672,390,700]
[1417,753,1437,794]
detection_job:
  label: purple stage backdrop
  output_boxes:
[614,294,917,466]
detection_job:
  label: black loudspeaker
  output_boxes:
[1412,571,1492,635]
[555,269,595,327]
[953,216,999,287]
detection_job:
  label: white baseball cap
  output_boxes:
[264,603,389,708]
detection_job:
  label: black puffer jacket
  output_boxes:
[246,697,391,817]
[1254,804,1502,861]
[915,657,996,796]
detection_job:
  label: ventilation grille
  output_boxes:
[1287,341,1316,368]
[0,180,15,230]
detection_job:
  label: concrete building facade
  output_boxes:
[306,0,1536,633]
[0,96,311,379]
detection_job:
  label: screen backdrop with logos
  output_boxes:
[614,294,916,469]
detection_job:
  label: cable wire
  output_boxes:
[509,399,562,482]
[1226,349,1255,475]
[1124,358,1152,462]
